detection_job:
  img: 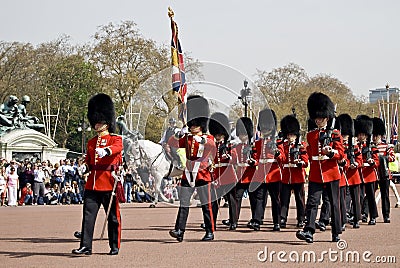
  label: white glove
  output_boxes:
[95,147,107,158]
[193,135,203,143]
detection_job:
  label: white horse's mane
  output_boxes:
[137,139,163,160]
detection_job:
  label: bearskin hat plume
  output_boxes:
[236,117,253,139]
[87,93,116,133]
[186,95,210,132]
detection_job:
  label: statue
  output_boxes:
[116,115,143,164]
[0,95,44,134]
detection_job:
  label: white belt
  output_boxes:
[214,163,229,168]
[283,163,298,168]
[363,163,371,167]
[237,163,250,167]
[259,159,277,164]
[312,155,329,161]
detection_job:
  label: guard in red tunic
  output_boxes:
[169,95,217,242]
[72,93,123,256]
[251,108,284,231]
[209,112,237,228]
[222,117,256,230]
[296,92,344,243]
[279,114,308,229]
[372,117,394,223]
[355,115,379,225]
[338,114,363,229]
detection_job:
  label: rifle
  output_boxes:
[290,135,302,161]
[319,104,337,147]
[362,135,372,160]
[347,136,356,166]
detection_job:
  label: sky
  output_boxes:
[1,0,399,100]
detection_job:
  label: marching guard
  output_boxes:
[355,115,379,225]
[296,92,344,243]
[279,114,308,229]
[169,95,218,242]
[72,93,123,256]
[222,117,257,230]
[372,117,395,223]
[251,108,284,231]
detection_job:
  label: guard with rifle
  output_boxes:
[72,93,123,256]
[280,114,308,229]
[169,95,218,242]
[372,117,395,223]
[337,114,363,229]
[296,92,344,244]
[208,112,238,230]
[251,108,284,232]
[221,117,256,230]
[355,115,379,225]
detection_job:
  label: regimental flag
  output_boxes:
[391,103,398,145]
[169,7,187,123]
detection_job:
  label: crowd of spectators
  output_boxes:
[0,157,180,207]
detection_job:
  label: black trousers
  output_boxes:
[304,180,341,235]
[340,186,347,226]
[349,184,361,222]
[249,183,267,224]
[228,182,249,224]
[378,179,390,218]
[174,179,218,232]
[265,182,281,224]
[319,188,331,224]
[80,190,121,250]
[281,182,305,222]
[362,182,378,219]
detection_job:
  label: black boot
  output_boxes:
[296,230,313,243]
[332,233,340,242]
[222,219,230,226]
[280,219,287,229]
[72,246,92,255]
[169,229,184,242]
[368,218,376,225]
[201,230,214,241]
[229,223,237,230]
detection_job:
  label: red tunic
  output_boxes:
[85,133,123,191]
[213,141,237,185]
[234,142,257,184]
[306,129,344,183]
[281,140,308,184]
[179,134,216,183]
[343,141,362,186]
[253,137,284,183]
[359,142,379,183]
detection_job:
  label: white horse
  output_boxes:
[130,139,182,207]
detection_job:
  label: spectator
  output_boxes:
[0,168,7,206]
[124,165,135,203]
[61,182,74,205]
[6,166,19,206]
[76,158,88,197]
[32,163,46,205]
[51,162,63,189]
[71,181,83,204]
[137,164,150,185]
[19,183,33,205]
[63,159,76,187]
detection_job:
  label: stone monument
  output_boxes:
[0,95,68,163]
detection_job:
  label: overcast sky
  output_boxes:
[2,0,399,98]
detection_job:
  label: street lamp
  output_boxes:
[77,118,91,154]
[291,107,296,118]
[238,80,252,117]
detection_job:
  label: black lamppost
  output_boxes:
[292,107,296,118]
[238,80,252,117]
[77,118,91,154]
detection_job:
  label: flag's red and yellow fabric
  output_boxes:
[169,8,187,123]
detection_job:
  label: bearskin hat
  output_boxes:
[338,114,354,136]
[236,117,253,139]
[209,112,230,139]
[307,92,335,120]
[258,108,277,132]
[372,117,386,136]
[280,115,300,138]
[354,115,373,136]
[87,93,116,133]
[186,95,210,132]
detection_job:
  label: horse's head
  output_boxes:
[128,140,142,168]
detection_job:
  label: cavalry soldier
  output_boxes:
[338,114,363,229]
[279,115,308,229]
[296,92,344,243]
[209,112,237,229]
[169,95,218,242]
[355,115,379,225]
[72,93,123,256]
[372,117,395,223]
[222,117,257,230]
[251,108,284,231]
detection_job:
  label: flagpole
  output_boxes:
[386,83,391,141]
